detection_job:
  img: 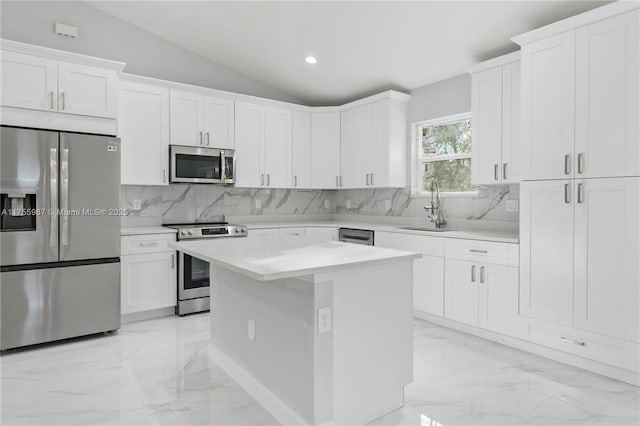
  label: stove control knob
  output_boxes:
[180,230,187,236]
[188,230,194,236]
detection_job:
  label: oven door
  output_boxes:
[178,252,210,300]
[170,145,224,184]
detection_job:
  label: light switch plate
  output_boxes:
[346,199,352,209]
[324,199,330,209]
[255,199,261,209]
[385,199,392,210]
[506,200,519,213]
[317,306,332,334]
[132,199,141,211]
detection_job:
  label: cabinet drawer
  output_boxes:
[376,232,445,257]
[445,238,518,266]
[121,233,176,255]
[527,319,629,370]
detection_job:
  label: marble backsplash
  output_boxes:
[121,184,518,227]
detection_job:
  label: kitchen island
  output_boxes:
[171,236,420,425]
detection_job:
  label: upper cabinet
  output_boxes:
[469,52,520,185]
[169,90,234,149]
[1,50,118,119]
[339,95,409,188]
[292,111,311,188]
[515,7,639,180]
[119,80,170,186]
[310,112,341,188]
[234,102,291,188]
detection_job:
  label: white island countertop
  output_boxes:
[170,237,421,281]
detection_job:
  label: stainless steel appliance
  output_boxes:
[164,222,247,316]
[169,145,235,184]
[0,126,121,350]
[339,228,375,246]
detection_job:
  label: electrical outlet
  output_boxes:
[385,199,391,210]
[247,319,255,342]
[255,199,261,209]
[506,200,519,213]
[132,199,141,211]
[324,199,330,209]
[317,306,332,334]
[346,199,352,209]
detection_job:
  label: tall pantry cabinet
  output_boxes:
[515,3,639,374]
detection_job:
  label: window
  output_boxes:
[415,113,475,194]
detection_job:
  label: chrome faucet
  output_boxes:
[424,179,446,228]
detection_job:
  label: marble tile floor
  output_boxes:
[1,315,638,426]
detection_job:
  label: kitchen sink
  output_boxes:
[397,227,456,232]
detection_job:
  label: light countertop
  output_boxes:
[121,226,177,236]
[170,238,420,281]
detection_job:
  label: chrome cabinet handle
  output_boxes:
[560,337,586,346]
[61,148,69,246]
[206,132,210,146]
[469,249,488,254]
[61,92,65,110]
[199,132,203,145]
[138,241,158,247]
[266,174,270,186]
[564,183,571,204]
[163,168,167,183]
[577,183,584,204]
[339,175,343,187]
[171,254,175,269]
[336,176,339,187]
[494,164,499,180]
[577,153,584,174]
[370,173,374,186]
[49,148,58,247]
[480,266,485,283]
[564,154,571,175]
[261,173,265,186]
[471,265,476,282]
[366,173,370,186]
[294,175,297,187]
[502,163,508,180]
[50,91,54,110]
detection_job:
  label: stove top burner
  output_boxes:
[164,222,247,240]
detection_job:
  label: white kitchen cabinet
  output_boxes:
[470,53,520,184]
[375,232,445,316]
[119,81,170,185]
[340,104,372,188]
[1,50,118,118]
[170,90,234,148]
[310,112,341,188]
[1,51,57,112]
[234,102,291,188]
[445,259,479,327]
[478,264,519,337]
[574,11,639,178]
[517,9,638,180]
[573,177,639,342]
[120,233,177,315]
[306,227,338,243]
[292,111,311,188]
[520,180,575,327]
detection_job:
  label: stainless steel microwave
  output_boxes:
[169,145,235,184]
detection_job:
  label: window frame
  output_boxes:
[410,112,477,197]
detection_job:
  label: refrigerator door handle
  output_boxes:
[49,148,58,247]
[61,147,70,246]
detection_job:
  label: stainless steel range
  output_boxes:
[165,222,247,316]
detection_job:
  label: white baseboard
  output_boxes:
[121,306,175,324]
[414,311,639,386]
[208,343,308,426]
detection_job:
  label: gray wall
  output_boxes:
[407,73,471,124]
[0,1,302,103]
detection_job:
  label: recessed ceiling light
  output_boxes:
[305,56,317,65]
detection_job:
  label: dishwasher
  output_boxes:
[338,228,375,246]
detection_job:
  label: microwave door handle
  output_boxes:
[220,151,226,183]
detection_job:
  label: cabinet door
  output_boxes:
[305,227,337,243]
[263,106,292,188]
[574,177,639,342]
[0,51,57,112]
[414,255,445,317]
[292,111,311,188]
[57,62,117,118]
[310,112,341,188]
[341,104,371,188]
[520,180,574,327]
[203,96,234,149]
[121,252,177,314]
[479,264,519,337]
[471,67,503,184]
[445,259,478,326]
[170,90,204,146]
[575,11,639,178]
[501,61,521,183]
[520,31,576,180]
[234,102,264,187]
[119,82,169,185]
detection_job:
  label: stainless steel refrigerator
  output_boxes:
[1,126,121,350]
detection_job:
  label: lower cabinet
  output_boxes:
[120,233,177,315]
